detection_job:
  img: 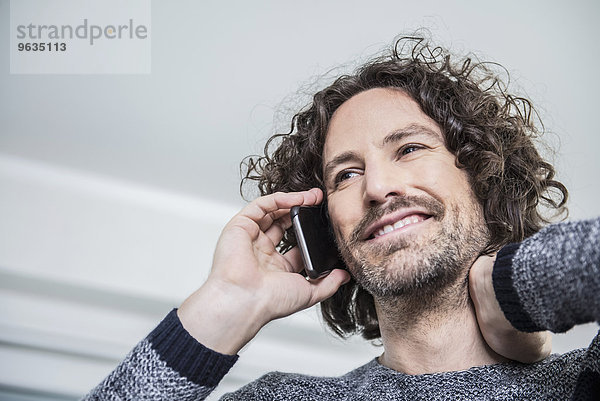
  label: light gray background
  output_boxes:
[0,1,598,399]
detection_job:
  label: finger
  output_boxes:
[282,247,305,273]
[264,213,293,246]
[268,208,293,222]
[241,189,323,231]
[468,254,496,304]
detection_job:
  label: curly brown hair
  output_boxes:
[241,36,568,340]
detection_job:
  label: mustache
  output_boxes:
[348,195,445,244]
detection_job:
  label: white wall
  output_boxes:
[1,0,599,399]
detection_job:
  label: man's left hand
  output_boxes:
[469,254,552,363]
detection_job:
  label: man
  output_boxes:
[84,37,599,400]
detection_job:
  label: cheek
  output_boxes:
[435,168,480,211]
[327,193,361,239]
[415,158,472,198]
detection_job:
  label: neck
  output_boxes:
[375,277,507,375]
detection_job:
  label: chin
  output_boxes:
[346,242,470,299]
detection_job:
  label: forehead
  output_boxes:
[323,88,443,160]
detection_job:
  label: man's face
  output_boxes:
[322,88,489,298]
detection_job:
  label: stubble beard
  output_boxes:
[335,195,490,307]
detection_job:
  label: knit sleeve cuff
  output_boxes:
[493,243,544,332]
[147,309,238,387]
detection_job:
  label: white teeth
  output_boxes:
[373,215,424,238]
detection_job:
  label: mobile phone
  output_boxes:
[290,205,343,279]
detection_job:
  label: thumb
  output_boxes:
[309,269,351,304]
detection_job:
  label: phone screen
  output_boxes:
[290,205,343,279]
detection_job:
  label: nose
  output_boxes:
[362,164,407,207]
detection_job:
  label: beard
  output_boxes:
[335,195,489,301]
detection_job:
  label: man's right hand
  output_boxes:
[177,189,350,355]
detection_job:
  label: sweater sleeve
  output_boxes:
[82,309,238,400]
[492,217,600,333]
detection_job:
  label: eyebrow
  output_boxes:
[323,151,361,184]
[322,123,441,183]
[380,124,440,147]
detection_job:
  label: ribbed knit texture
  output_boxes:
[493,242,541,332]
[83,218,600,400]
[148,309,238,387]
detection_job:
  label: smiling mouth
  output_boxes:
[369,213,431,240]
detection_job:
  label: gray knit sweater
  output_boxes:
[83,218,600,400]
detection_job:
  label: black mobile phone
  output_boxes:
[290,205,343,279]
